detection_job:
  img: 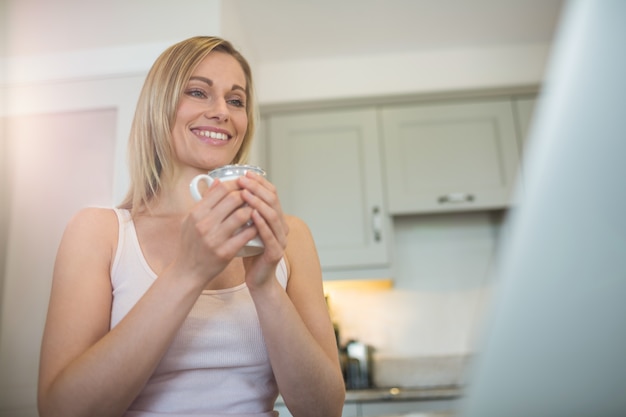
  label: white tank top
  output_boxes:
[110,208,287,417]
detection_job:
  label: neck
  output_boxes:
[144,171,199,217]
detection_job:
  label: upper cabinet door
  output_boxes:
[267,108,390,272]
[380,100,521,215]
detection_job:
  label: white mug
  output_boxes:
[190,164,266,257]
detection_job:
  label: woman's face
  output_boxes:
[171,51,248,175]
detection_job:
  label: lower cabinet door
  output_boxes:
[359,398,459,416]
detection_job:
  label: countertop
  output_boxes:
[345,385,462,403]
[276,385,463,405]
[370,413,455,417]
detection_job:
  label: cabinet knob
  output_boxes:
[438,193,475,204]
[372,206,382,242]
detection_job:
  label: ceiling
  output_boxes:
[229,0,565,62]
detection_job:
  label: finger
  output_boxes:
[246,197,288,250]
[238,173,277,201]
[250,208,288,256]
[239,177,285,218]
[241,188,286,229]
[190,203,258,257]
[188,189,255,253]
[199,178,241,202]
[248,209,275,249]
[220,220,259,256]
[195,182,246,222]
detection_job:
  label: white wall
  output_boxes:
[392,212,503,292]
[256,44,550,105]
[327,211,503,360]
[2,0,222,57]
[0,110,117,416]
[1,0,553,105]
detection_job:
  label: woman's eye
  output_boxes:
[228,98,245,108]
[186,88,207,99]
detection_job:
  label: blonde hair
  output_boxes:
[119,36,256,213]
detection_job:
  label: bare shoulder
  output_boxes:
[58,207,120,268]
[284,215,322,283]
[65,207,118,233]
[67,206,118,228]
[48,207,119,321]
[285,214,313,237]
[285,214,317,253]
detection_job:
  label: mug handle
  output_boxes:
[189,174,214,201]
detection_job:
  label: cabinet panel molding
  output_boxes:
[267,108,391,274]
[381,100,521,214]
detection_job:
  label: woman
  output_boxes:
[37,36,345,417]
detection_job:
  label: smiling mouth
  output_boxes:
[193,129,230,141]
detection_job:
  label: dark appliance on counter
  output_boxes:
[342,340,374,389]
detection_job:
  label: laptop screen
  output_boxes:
[459,2,626,416]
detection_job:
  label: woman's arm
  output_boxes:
[39,181,255,417]
[37,208,205,417]
[235,172,345,416]
[248,216,346,417]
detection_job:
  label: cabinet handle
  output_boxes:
[438,193,475,204]
[372,206,382,242]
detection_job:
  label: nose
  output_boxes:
[204,98,229,122]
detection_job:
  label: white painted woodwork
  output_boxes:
[267,108,391,273]
[381,100,521,215]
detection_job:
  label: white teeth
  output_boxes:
[197,130,228,140]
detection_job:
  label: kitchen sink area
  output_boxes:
[273,279,479,417]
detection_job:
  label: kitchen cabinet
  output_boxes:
[267,108,392,276]
[265,94,535,277]
[380,99,522,215]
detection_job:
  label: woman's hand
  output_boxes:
[238,171,289,289]
[177,178,258,285]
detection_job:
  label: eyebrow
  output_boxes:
[189,76,247,95]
